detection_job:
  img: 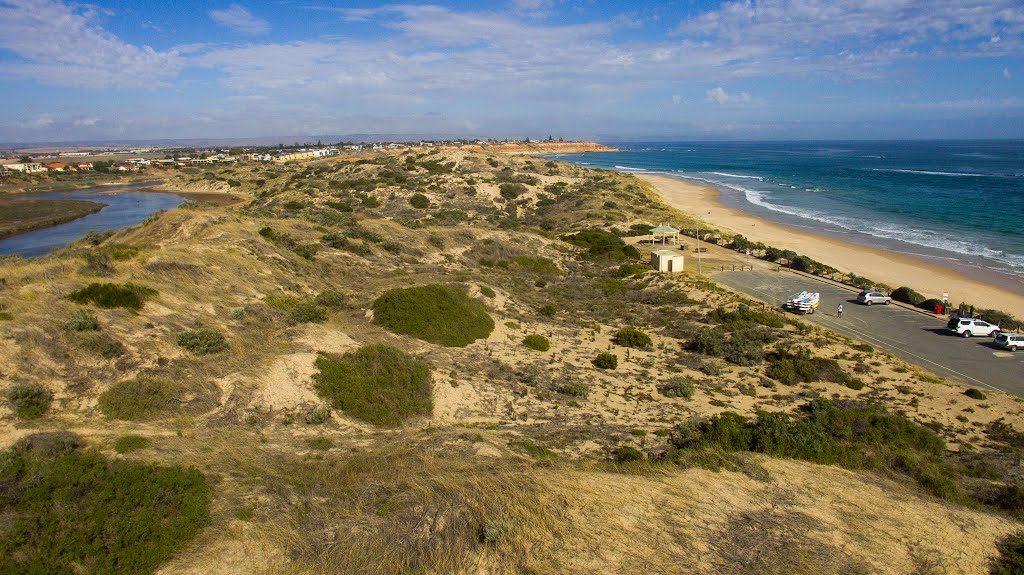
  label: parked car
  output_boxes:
[947,317,1001,338]
[856,291,892,306]
[994,333,1024,351]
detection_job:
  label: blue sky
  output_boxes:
[0,0,1022,142]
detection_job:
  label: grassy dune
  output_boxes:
[1,148,1023,573]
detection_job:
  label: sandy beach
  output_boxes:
[639,173,1024,320]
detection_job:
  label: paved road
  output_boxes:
[714,270,1024,395]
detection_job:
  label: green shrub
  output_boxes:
[176,328,228,355]
[114,435,152,453]
[67,282,157,311]
[846,379,866,391]
[289,301,328,324]
[891,286,925,305]
[373,284,494,347]
[304,404,331,425]
[98,378,200,421]
[479,286,496,298]
[917,298,944,312]
[282,200,306,210]
[79,332,125,358]
[561,229,641,261]
[523,334,551,352]
[964,388,987,400]
[0,433,209,574]
[592,352,618,369]
[705,304,784,330]
[615,263,650,278]
[258,226,318,260]
[499,182,527,200]
[537,304,557,318]
[613,326,653,350]
[229,307,246,320]
[408,193,430,209]
[307,437,333,450]
[313,344,433,426]
[5,382,52,419]
[0,303,11,321]
[660,377,695,399]
[766,350,850,385]
[514,440,556,460]
[851,343,874,353]
[314,289,347,309]
[976,309,1023,331]
[61,310,100,332]
[555,378,589,398]
[991,532,1024,575]
[612,445,644,463]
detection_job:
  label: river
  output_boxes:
[0,183,184,258]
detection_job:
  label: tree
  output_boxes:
[19,155,32,163]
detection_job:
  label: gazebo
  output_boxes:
[649,224,680,245]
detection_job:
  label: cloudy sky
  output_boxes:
[0,0,1022,142]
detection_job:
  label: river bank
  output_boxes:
[639,173,1024,319]
[0,198,108,240]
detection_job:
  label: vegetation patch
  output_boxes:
[891,286,925,306]
[78,332,125,358]
[67,282,157,311]
[373,284,494,347]
[765,350,851,386]
[313,344,433,426]
[98,377,215,421]
[523,334,551,352]
[964,388,987,400]
[660,376,695,399]
[561,229,641,260]
[176,327,228,355]
[5,381,52,419]
[61,310,100,332]
[113,435,152,453]
[264,295,329,324]
[613,326,653,350]
[592,352,618,369]
[408,193,430,209]
[258,226,319,260]
[688,327,776,366]
[705,304,785,330]
[0,433,209,574]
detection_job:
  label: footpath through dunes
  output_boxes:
[637,173,1024,319]
[4,147,1024,573]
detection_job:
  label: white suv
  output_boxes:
[994,333,1024,351]
[949,318,1001,338]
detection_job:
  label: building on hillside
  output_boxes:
[76,162,93,170]
[4,162,46,173]
[250,153,272,162]
[44,162,71,172]
[651,249,684,273]
[271,150,316,163]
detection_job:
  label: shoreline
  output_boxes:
[0,199,108,240]
[638,173,1024,319]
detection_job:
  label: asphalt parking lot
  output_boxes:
[714,270,1024,395]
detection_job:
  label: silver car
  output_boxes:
[994,333,1024,351]
[856,291,892,306]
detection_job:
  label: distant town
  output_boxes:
[0,137,578,177]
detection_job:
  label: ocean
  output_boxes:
[547,140,1024,293]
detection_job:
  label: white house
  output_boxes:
[651,249,684,273]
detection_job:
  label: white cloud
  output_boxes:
[1004,67,1012,79]
[208,4,270,34]
[671,94,684,105]
[705,86,752,106]
[510,0,557,18]
[0,0,182,88]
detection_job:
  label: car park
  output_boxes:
[994,333,1024,351]
[948,317,1001,338]
[856,291,892,305]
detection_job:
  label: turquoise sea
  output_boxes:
[549,141,1024,293]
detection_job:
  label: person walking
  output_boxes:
[837,303,843,319]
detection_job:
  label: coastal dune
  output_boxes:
[639,173,1024,319]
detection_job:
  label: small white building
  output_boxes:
[651,249,684,273]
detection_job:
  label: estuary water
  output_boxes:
[0,183,184,258]
[549,140,1024,291]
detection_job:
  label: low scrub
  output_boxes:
[408,193,430,209]
[660,376,695,399]
[688,327,776,366]
[313,344,433,426]
[613,326,653,350]
[61,310,100,332]
[258,226,319,260]
[891,286,925,306]
[555,377,589,398]
[67,282,157,311]
[592,352,618,369]
[0,433,209,574]
[992,532,1024,575]
[373,284,494,347]
[176,328,228,355]
[560,229,641,261]
[5,381,52,419]
[113,435,152,453]
[765,350,851,386]
[669,399,958,501]
[264,296,329,324]
[78,332,125,358]
[314,289,347,309]
[98,377,214,421]
[705,304,785,330]
[523,334,551,352]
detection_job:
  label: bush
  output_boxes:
[373,284,494,347]
[304,404,331,425]
[5,381,52,419]
[537,304,557,318]
[307,437,333,450]
[61,310,100,332]
[613,326,653,350]
[766,350,850,386]
[991,531,1024,575]
[314,289,348,309]
[479,286,496,298]
[612,446,644,463]
[555,378,589,397]
[660,377,695,399]
[705,304,784,330]
[79,332,125,358]
[290,301,329,324]
[976,309,1023,331]
[523,334,551,352]
[917,298,944,312]
[408,193,430,209]
[313,344,433,426]
[499,182,528,200]
[964,388,987,400]
[891,286,925,305]
[592,352,618,369]
[561,229,640,261]
[99,378,194,421]
[68,282,157,311]
[176,328,228,355]
[114,435,152,453]
[0,433,209,574]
